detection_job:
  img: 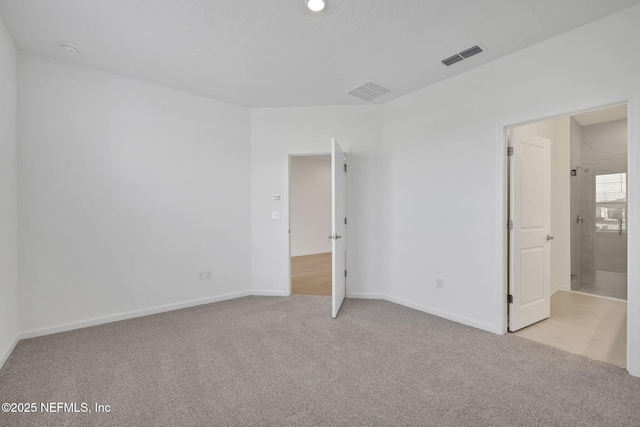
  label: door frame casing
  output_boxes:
[497,94,639,376]
[286,152,332,296]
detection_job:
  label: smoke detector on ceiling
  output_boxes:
[347,80,393,102]
[61,44,80,56]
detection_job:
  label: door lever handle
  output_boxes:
[328,234,342,240]
[546,235,554,241]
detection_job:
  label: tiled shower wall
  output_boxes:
[570,118,627,290]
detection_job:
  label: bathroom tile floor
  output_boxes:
[574,270,627,300]
[513,290,627,368]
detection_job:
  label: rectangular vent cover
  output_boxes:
[442,54,464,66]
[460,45,483,58]
[441,44,484,66]
[348,80,392,101]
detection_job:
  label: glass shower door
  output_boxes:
[590,173,627,299]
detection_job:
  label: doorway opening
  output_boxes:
[289,154,332,296]
[506,104,629,369]
[570,105,628,301]
[287,139,347,318]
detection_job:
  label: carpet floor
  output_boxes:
[1,296,640,426]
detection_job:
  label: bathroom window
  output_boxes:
[595,173,627,231]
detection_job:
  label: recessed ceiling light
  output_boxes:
[306,0,326,12]
[61,44,80,56]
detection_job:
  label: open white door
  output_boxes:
[331,138,346,318]
[509,129,551,332]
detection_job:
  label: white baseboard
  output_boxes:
[8,288,500,364]
[291,250,331,257]
[347,292,385,299]
[628,361,639,378]
[382,294,498,334]
[16,290,289,344]
[0,334,20,370]
[19,290,251,340]
[552,283,571,294]
[251,290,290,297]
[348,292,497,334]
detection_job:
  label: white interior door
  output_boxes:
[509,129,551,332]
[331,138,346,318]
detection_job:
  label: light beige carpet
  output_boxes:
[1,296,639,426]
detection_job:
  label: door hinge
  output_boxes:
[507,146,514,156]
[344,163,347,172]
[345,270,347,278]
[508,294,513,304]
[344,217,347,225]
[508,220,513,230]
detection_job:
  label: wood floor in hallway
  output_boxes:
[291,252,332,296]
[513,290,627,368]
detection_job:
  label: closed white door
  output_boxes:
[509,129,551,332]
[331,138,346,318]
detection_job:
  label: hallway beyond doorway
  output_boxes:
[291,252,331,296]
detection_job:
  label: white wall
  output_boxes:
[290,156,331,256]
[18,53,251,333]
[552,118,572,292]
[0,16,18,367]
[515,118,571,294]
[250,105,386,297]
[382,5,640,375]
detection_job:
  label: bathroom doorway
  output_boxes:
[507,104,628,368]
[570,105,628,300]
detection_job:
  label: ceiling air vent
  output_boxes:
[441,44,484,66]
[442,54,464,66]
[348,80,393,101]
[460,45,483,58]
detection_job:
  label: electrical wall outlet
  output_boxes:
[436,278,444,290]
[198,269,213,280]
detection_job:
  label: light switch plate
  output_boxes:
[272,211,281,221]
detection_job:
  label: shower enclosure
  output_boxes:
[570,116,627,300]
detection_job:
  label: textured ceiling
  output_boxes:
[1,0,639,107]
